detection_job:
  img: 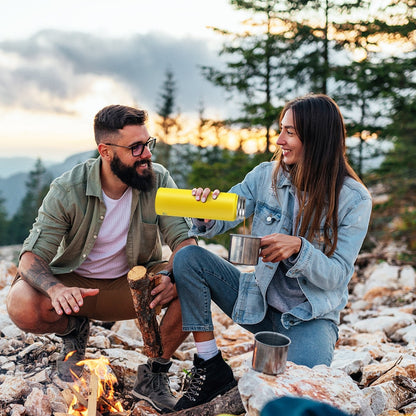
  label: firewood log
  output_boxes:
[169,386,244,416]
[127,266,163,358]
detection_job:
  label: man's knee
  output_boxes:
[6,281,46,331]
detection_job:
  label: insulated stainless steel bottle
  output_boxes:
[155,188,246,221]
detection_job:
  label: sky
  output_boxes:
[0,0,251,162]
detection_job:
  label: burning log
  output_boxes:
[64,357,126,416]
[127,265,163,358]
[69,385,88,408]
[88,373,99,416]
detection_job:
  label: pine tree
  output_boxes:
[202,0,370,154]
[367,96,416,256]
[202,0,416,164]
[0,193,9,246]
[202,0,286,154]
[9,158,52,244]
[153,68,182,168]
[330,0,416,177]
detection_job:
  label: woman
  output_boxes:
[171,94,372,412]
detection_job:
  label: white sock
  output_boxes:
[195,339,219,361]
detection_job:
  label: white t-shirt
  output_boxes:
[75,187,132,279]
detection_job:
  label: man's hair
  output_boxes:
[94,105,148,144]
[272,93,362,256]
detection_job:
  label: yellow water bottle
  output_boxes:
[155,188,246,221]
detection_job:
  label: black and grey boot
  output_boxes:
[56,316,90,382]
[174,351,237,411]
[132,359,177,413]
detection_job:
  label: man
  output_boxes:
[6,104,196,413]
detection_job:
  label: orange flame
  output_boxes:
[67,356,124,415]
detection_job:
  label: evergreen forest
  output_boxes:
[0,0,415,263]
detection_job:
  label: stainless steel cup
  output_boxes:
[228,234,261,265]
[252,331,291,375]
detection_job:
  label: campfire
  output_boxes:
[57,356,129,416]
[55,266,168,416]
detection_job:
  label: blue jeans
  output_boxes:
[173,245,338,368]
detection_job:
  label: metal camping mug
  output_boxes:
[252,331,291,375]
[228,234,261,265]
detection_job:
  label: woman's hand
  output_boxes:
[192,187,220,202]
[260,233,302,263]
[191,187,221,222]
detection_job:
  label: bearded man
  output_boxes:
[6,105,196,413]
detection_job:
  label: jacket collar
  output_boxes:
[276,168,292,189]
[86,156,104,199]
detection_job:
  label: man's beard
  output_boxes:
[110,154,155,192]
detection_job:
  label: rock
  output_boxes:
[0,314,14,332]
[393,324,416,343]
[364,263,400,291]
[110,319,143,343]
[331,349,373,376]
[352,312,414,336]
[398,265,416,288]
[1,323,25,338]
[89,334,111,349]
[24,387,52,416]
[363,380,412,416]
[199,239,229,258]
[239,363,374,416]
[0,375,31,404]
[9,404,26,416]
[360,361,409,387]
[46,385,69,413]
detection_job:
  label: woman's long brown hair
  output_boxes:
[272,94,362,256]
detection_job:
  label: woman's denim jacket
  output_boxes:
[189,162,372,329]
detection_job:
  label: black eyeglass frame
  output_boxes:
[105,137,156,157]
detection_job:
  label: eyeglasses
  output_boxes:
[105,137,156,157]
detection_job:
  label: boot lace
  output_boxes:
[182,366,207,402]
[149,371,174,397]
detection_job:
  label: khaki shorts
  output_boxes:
[12,262,168,322]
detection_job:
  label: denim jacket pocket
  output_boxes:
[252,202,291,235]
[232,272,266,325]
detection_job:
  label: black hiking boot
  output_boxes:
[173,351,237,411]
[132,359,177,413]
[56,316,90,382]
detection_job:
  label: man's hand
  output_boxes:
[149,273,177,310]
[260,233,302,263]
[19,251,99,316]
[48,283,99,315]
[148,236,197,309]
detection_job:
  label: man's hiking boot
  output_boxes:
[56,316,90,382]
[173,351,237,411]
[132,359,177,413]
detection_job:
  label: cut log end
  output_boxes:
[127,265,147,281]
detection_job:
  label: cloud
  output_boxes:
[0,30,227,115]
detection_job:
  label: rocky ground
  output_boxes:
[0,242,416,416]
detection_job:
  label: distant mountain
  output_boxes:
[0,157,54,178]
[0,151,96,217]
